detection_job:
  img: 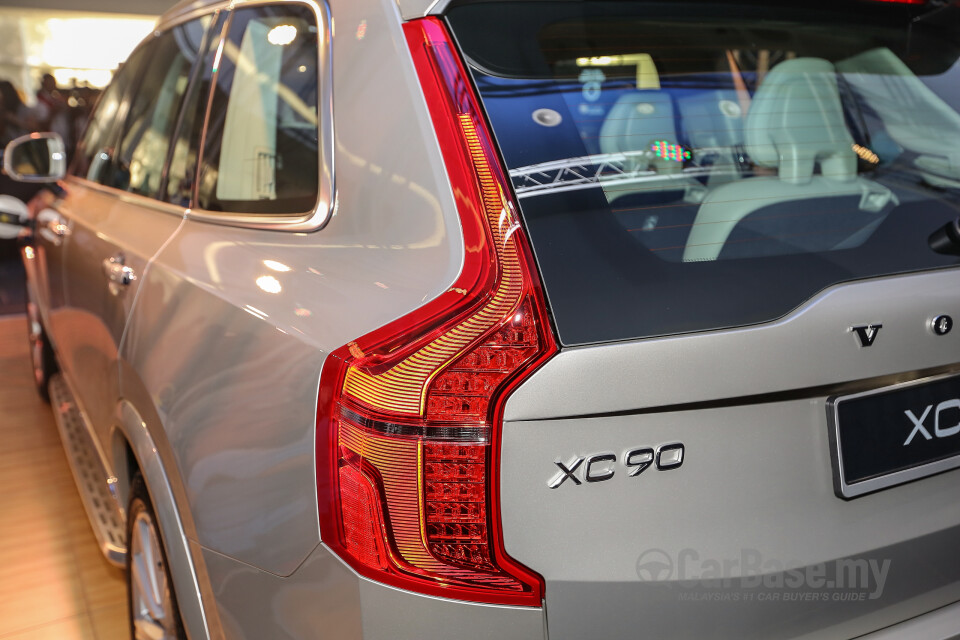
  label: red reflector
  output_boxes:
[338,463,388,570]
[316,17,556,607]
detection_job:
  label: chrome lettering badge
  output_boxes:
[850,324,882,348]
[548,443,684,488]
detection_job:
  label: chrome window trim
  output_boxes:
[185,0,336,233]
[827,371,960,499]
[158,8,228,204]
[159,1,231,31]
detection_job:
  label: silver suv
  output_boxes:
[5,0,960,638]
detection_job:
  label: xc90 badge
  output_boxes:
[548,443,684,488]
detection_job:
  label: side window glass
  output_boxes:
[107,16,213,196]
[71,48,148,182]
[197,5,319,214]
[166,14,225,207]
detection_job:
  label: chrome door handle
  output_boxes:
[102,255,136,287]
[48,220,69,237]
[36,210,69,245]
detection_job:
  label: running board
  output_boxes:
[49,374,127,566]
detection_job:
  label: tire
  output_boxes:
[25,296,56,403]
[127,473,186,640]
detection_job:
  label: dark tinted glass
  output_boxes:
[448,1,960,345]
[71,48,148,181]
[166,14,225,206]
[197,5,319,214]
[106,17,212,196]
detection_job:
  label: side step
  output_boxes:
[49,374,127,566]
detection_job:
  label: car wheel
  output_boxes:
[26,298,56,403]
[127,473,186,640]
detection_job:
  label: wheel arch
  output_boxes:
[112,399,223,640]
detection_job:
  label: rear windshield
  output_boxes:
[447,1,960,345]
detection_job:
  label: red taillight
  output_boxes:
[315,17,557,606]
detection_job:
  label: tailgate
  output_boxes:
[500,272,960,639]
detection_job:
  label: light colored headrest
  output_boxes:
[744,58,856,184]
[599,92,677,156]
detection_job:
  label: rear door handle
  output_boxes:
[102,254,136,292]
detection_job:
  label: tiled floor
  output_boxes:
[0,314,128,639]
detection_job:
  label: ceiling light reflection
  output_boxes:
[243,304,269,319]
[256,275,282,294]
[263,259,292,272]
[267,24,298,46]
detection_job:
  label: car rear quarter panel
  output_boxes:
[119,0,463,576]
[196,543,545,640]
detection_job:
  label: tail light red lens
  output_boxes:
[315,17,557,606]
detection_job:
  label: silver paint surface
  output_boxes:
[199,543,545,639]
[120,0,463,575]
[506,270,960,421]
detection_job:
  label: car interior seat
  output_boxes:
[599,90,709,254]
[682,57,896,262]
[599,91,678,165]
[598,86,706,201]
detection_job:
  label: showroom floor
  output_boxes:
[0,245,26,316]
[0,314,128,639]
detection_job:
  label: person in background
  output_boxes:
[35,73,71,152]
[0,80,34,147]
[67,84,100,154]
[0,80,43,220]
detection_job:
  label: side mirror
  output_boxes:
[3,133,67,183]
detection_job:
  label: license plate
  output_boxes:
[828,373,960,498]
